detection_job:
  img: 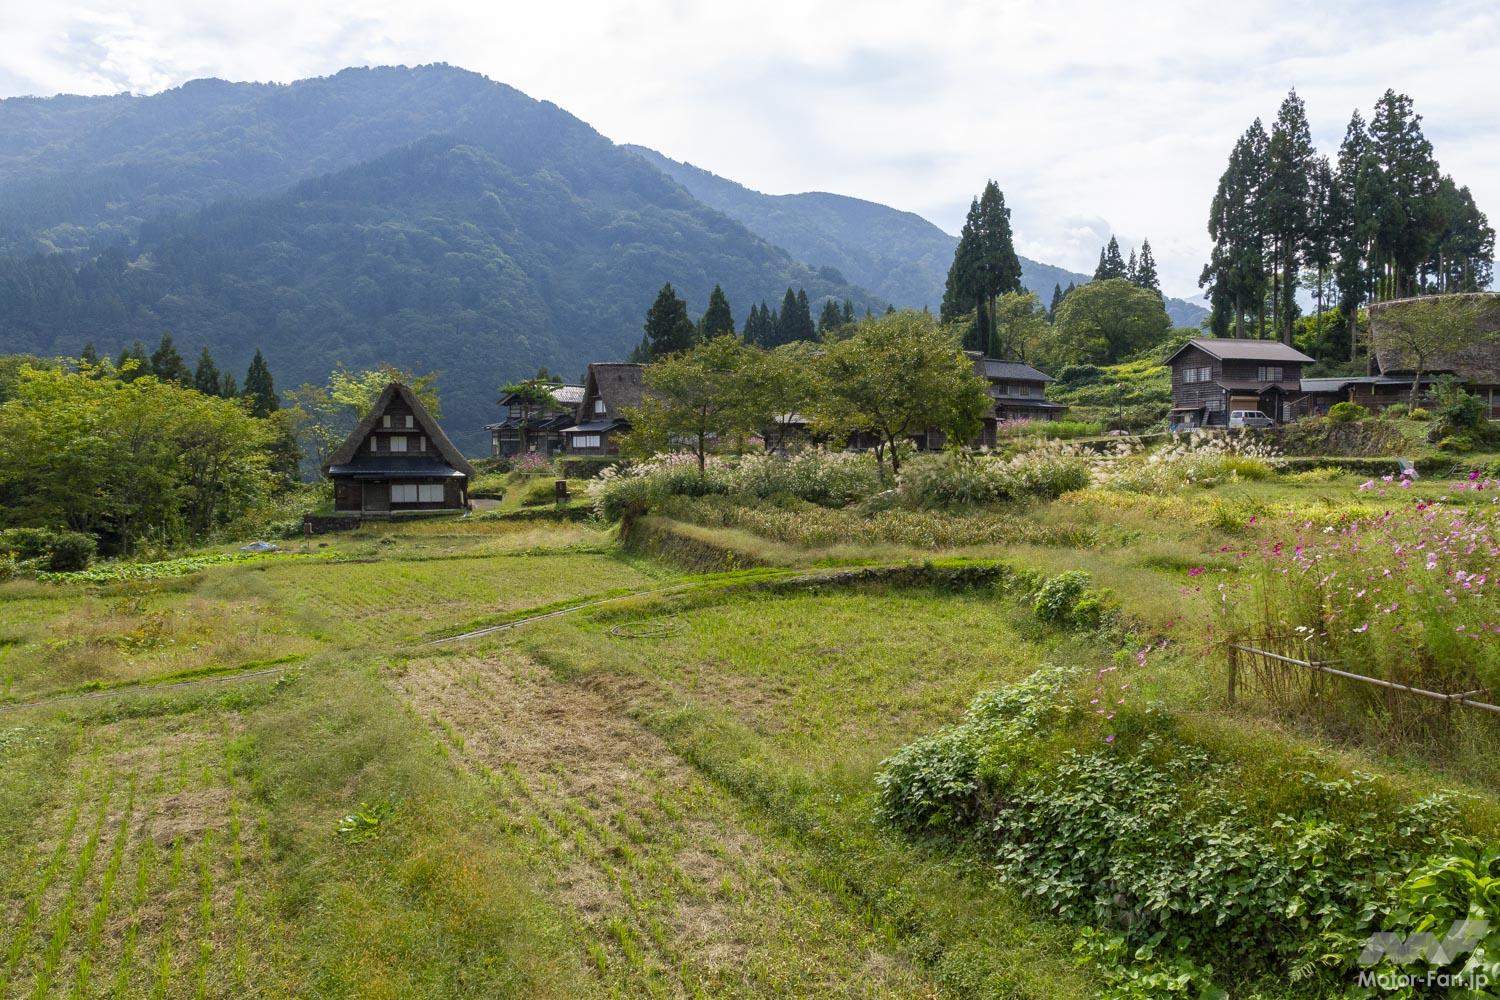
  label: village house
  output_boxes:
[562,362,645,456]
[485,382,585,458]
[972,353,1067,445]
[1166,338,1315,429]
[325,382,474,516]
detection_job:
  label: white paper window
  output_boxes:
[370,436,378,451]
[391,484,418,503]
[573,434,601,449]
[404,415,414,428]
[594,398,606,414]
[389,435,408,452]
[417,436,426,452]
[418,484,444,503]
[382,415,391,428]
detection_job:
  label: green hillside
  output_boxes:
[630,145,1209,327]
[0,68,883,449]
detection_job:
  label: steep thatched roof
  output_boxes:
[324,382,476,477]
[577,363,646,421]
[1370,293,1500,383]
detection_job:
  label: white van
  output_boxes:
[1228,410,1275,429]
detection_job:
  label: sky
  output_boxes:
[3,0,1498,301]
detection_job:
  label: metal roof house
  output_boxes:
[1165,338,1315,429]
[325,383,475,516]
[484,383,585,458]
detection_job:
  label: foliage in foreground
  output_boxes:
[894,449,1091,508]
[591,450,882,521]
[875,664,1471,997]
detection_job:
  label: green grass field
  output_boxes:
[3,459,1496,997]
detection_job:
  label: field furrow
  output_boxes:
[390,654,932,999]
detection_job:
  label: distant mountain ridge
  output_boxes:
[0,66,884,448]
[628,146,1208,327]
[0,63,1203,451]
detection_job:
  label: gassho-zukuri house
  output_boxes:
[325,382,475,516]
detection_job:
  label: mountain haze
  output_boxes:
[0,66,884,447]
[630,146,1209,327]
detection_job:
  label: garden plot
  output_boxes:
[389,653,933,999]
[0,712,286,998]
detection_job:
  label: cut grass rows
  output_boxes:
[0,716,281,999]
[393,656,931,999]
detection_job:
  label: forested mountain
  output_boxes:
[629,146,1209,326]
[0,66,883,448]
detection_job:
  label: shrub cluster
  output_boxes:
[1327,400,1367,423]
[590,450,883,521]
[894,449,1090,509]
[876,666,1466,996]
[0,527,97,572]
[1097,433,1281,493]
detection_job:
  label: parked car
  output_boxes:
[1228,410,1275,429]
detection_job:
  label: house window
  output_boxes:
[389,435,408,452]
[404,415,414,428]
[382,415,391,428]
[370,436,378,452]
[391,484,418,503]
[1204,397,1224,411]
[1183,366,1212,384]
[417,436,426,452]
[573,434,601,449]
[418,484,444,503]
[1257,366,1283,382]
[594,398,606,415]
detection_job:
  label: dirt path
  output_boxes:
[389,654,934,999]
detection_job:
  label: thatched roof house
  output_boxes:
[563,363,646,455]
[325,383,475,515]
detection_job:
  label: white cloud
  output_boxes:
[3,0,1497,300]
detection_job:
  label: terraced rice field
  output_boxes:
[391,653,931,998]
[0,712,285,998]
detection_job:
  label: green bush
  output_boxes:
[557,456,619,480]
[896,450,1090,509]
[876,668,1465,996]
[1031,570,1111,628]
[1381,402,1410,420]
[1408,407,1430,421]
[0,527,97,571]
[1437,434,1475,453]
[1327,400,1367,423]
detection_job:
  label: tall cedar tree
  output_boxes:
[150,334,192,384]
[1332,111,1370,359]
[242,349,279,417]
[1264,89,1315,344]
[1094,237,1127,280]
[1048,283,1064,320]
[640,282,698,359]
[220,372,238,398]
[1134,239,1162,298]
[744,302,766,345]
[1125,249,1138,284]
[193,347,222,396]
[942,182,1022,353]
[1304,156,1336,323]
[1200,119,1269,337]
[817,298,845,334]
[841,299,855,325]
[700,284,735,338]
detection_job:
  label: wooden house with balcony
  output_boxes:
[325,383,475,516]
[1166,339,1314,429]
[562,363,645,456]
[485,383,585,458]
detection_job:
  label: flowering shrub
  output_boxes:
[895,448,1090,508]
[1220,471,1500,698]
[589,450,880,521]
[1098,432,1281,494]
[512,452,554,475]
